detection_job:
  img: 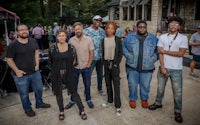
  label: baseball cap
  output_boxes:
[93,15,102,20]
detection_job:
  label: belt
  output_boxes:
[60,70,66,75]
[105,60,113,62]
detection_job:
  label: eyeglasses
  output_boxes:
[18,29,28,32]
[138,26,147,29]
[94,19,102,22]
[169,23,180,27]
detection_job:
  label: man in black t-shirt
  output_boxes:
[6,24,50,117]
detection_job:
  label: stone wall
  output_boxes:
[115,0,160,34]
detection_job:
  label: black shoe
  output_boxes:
[148,103,162,110]
[65,101,75,109]
[87,100,94,108]
[36,103,51,108]
[175,112,183,123]
[25,109,36,117]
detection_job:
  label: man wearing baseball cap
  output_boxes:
[83,15,106,97]
[189,25,200,78]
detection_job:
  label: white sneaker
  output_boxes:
[99,90,106,96]
[116,108,121,116]
[101,102,111,108]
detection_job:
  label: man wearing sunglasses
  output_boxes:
[148,16,188,123]
[83,15,106,97]
[123,20,158,109]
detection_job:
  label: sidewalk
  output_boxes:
[0,58,200,125]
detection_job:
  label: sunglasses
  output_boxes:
[94,19,102,22]
[169,23,180,27]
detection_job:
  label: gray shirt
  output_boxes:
[190,32,200,55]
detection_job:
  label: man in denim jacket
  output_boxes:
[122,20,158,109]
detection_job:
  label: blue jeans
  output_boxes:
[155,67,183,113]
[73,67,92,101]
[91,59,103,91]
[12,71,44,111]
[126,67,153,101]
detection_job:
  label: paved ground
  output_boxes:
[0,56,200,125]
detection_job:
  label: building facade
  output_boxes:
[107,0,200,33]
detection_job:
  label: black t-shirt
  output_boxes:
[6,38,39,75]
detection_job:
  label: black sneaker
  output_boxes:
[148,103,162,110]
[65,101,75,109]
[25,110,36,117]
[175,112,183,123]
[36,103,51,108]
[87,100,94,108]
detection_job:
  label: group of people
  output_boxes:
[5,15,200,123]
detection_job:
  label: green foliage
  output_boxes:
[0,0,111,25]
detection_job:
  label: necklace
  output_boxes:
[167,32,178,50]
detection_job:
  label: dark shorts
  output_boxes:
[193,55,200,62]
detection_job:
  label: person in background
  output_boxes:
[32,24,44,50]
[101,21,123,116]
[53,22,60,42]
[156,30,162,39]
[132,25,137,33]
[48,29,87,120]
[121,27,131,40]
[115,25,122,38]
[9,31,15,41]
[189,25,200,78]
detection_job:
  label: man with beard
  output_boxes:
[6,24,50,117]
[83,15,106,96]
[122,20,158,109]
[65,22,94,109]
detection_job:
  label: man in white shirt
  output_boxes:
[148,17,188,123]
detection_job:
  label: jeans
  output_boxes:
[155,67,183,113]
[73,67,92,101]
[104,61,121,108]
[91,59,103,91]
[126,67,153,101]
[12,71,43,111]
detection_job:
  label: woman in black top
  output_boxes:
[48,30,87,120]
[101,21,123,116]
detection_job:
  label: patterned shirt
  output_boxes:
[83,26,106,60]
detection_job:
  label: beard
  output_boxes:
[75,32,83,38]
[19,33,29,39]
[137,31,147,36]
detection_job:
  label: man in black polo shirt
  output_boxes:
[6,24,50,117]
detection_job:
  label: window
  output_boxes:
[123,7,128,20]
[114,8,119,20]
[195,0,200,20]
[144,0,152,21]
[129,6,134,20]
[136,5,142,20]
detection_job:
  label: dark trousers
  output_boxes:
[104,61,121,108]
[53,73,84,112]
[35,38,44,50]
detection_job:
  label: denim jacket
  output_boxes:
[122,32,158,70]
